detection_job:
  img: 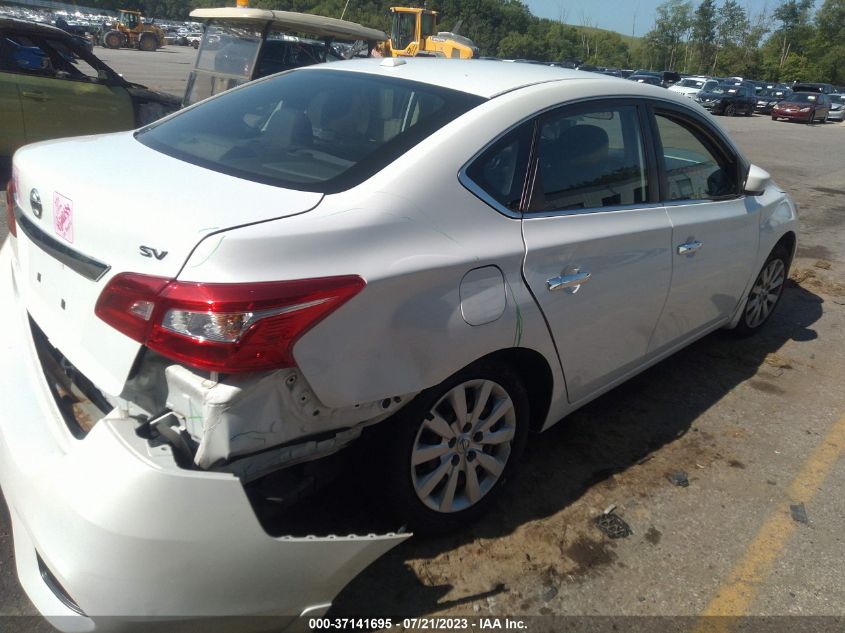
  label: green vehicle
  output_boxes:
[1,17,179,180]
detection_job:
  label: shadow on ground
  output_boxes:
[315,281,822,617]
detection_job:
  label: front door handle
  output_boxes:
[677,240,703,255]
[547,270,591,292]
[21,91,51,102]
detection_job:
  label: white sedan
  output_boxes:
[1,58,797,628]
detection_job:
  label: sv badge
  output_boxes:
[139,246,168,260]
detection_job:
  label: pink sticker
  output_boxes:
[53,192,74,243]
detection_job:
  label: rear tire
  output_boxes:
[381,360,529,535]
[104,30,122,49]
[733,246,790,337]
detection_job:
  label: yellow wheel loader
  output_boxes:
[382,7,478,59]
[101,9,165,52]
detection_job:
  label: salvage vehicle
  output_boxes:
[184,7,387,105]
[755,86,793,113]
[827,93,844,122]
[771,92,831,123]
[668,75,712,98]
[696,81,756,116]
[2,59,797,628]
[0,17,179,180]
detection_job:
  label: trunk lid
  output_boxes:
[12,132,322,395]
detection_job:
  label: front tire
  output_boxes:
[733,246,790,336]
[725,103,737,117]
[382,361,529,534]
[139,34,157,52]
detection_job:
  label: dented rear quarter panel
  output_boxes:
[178,87,570,414]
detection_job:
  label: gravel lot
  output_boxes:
[2,47,845,629]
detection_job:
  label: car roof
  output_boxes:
[311,58,621,98]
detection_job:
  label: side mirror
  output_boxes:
[744,164,771,196]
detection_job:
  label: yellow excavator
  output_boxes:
[380,7,478,59]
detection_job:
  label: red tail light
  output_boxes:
[95,273,365,373]
[5,177,16,238]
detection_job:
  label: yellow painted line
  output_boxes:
[694,411,845,633]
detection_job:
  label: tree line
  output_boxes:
[643,0,844,84]
[76,0,845,83]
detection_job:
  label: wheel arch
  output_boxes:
[476,347,554,433]
[774,230,797,265]
[727,228,798,330]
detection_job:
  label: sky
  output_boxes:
[524,0,816,37]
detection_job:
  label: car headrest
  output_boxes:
[558,124,609,163]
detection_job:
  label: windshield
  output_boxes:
[677,79,705,88]
[759,89,790,98]
[139,69,484,193]
[788,93,819,103]
[184,20,263,105]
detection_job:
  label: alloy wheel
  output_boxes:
[410,379,516,513]
[745,258,786,328]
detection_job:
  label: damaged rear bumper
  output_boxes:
[0,243,409,631]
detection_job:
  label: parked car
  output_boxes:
[0,17,179,179]
[631,69,679,87]
[2,59,797,629]
[792,81,834,94]
[755,87,793,113]
[771,92,831,123]
[696,82,756,116]
[660,70,681,86]
[180,30,202,48]
[628,73,663,86]
[827,93,845,122]
[668,75,712,98]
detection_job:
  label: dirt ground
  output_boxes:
[329,118,845,622]
[1,49,845,629]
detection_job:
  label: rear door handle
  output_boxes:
[547,270,591,292]
[21,91,51,102]
[677,240,703,255]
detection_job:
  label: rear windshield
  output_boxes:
[137,69,484,193]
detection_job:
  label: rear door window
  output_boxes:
[532,104,650,212]
[463,122,533,213]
